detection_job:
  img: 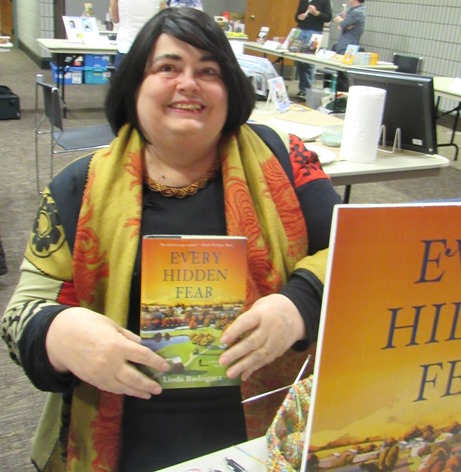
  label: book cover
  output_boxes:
[302,33,323,55]
[141,235,247,389]
[256,26,270,44]
[302,203,461,471]
[342,44,360,64]
[281,28,301,50]
[267,76,291,113]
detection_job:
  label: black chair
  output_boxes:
[34,73,114,193]
[392,53,423,74]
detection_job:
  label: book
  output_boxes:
[140,235,247,389]
[62,16,99,44]
[256,26,270,44]
[266,77,291,113]
[302,33,323,55]
[300,202,461,471]
[342,44,360,64]
[281,28,301,50]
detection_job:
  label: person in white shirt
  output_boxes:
[166,0,203,10]
[110,0,165,70]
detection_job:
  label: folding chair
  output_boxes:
[392,53,423,74]
[34,73,114,193]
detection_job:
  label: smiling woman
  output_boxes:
[2,7,342,472]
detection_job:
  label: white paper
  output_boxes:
[340,86,386,163]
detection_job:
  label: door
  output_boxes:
[1,0,13,39]
[54,0,66,39]
[245,0,299,42]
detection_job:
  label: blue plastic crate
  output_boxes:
[84,54,111,69]
[84,67,111,85]
[50,62,83,85]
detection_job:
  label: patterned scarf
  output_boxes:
[34,123,328,470]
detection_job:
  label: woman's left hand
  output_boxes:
[219,294,306,381]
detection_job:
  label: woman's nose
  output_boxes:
[177,70,199,93]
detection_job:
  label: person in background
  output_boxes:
[109,0,165,70]
[166,0,203,9]
[332,0,366,55]
[294,0,332,99]
[2,8,341,472]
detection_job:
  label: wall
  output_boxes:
[328,0,461,110]
[16,0,46,60]
[65,0,107,21]
[202,0,246,17]
[64,0,247,21]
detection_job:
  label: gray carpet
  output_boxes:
[0,48,460,472]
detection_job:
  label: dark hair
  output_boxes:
[105,8,255,140]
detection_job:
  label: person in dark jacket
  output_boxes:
[294,0,332,98]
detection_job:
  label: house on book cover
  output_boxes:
[302,203,461,472]
[140,236,247,389]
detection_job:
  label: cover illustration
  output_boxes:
[141,235,247,389]
[302,203,461,472]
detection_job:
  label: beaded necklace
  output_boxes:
[144,158,220,198]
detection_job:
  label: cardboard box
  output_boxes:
[84,67,111,85]
[84,54,111,69]
[51,63,83,85]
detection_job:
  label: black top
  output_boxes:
[295,0,333,31]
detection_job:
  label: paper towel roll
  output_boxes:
[340,86,387,163]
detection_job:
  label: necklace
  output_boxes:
[144,159,220,198]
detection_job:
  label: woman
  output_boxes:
[1,8,341,472]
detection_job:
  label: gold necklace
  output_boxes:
[144,159,220,198]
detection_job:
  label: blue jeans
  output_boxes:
[296,29,317,92]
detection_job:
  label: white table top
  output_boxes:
[37,37,117,55]
[434,76,461,102]
[244,41,397,72]
[157,437,267,472]
[251,106,450,186]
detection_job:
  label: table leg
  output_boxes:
[54,53,68,118]
[343,185,351,203]
[436,98,460,161]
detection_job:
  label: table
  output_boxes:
[157,437,267,472]
[434,76,461,161]
[244,41,397,74]
[244,41,396,113]
[251,106,450,202]
[37,38,117,115]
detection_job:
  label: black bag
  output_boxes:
[0,85,20,120]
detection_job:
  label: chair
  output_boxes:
[392,53,423,74]
[34,73,114,193]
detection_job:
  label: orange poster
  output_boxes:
[303,203,461,471]
[141,235,247,389]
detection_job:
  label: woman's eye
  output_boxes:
[198,67,221,80]
[159,64,177,73]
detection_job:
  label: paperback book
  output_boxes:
[342,44,360,64]
[140,235,247,389]
[267,76,291,113]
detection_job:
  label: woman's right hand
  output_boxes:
[46,307,170,399]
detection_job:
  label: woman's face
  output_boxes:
[136,34,228,143]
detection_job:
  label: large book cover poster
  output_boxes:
[141,235,247,389]
[303,203,461,471]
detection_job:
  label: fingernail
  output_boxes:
[227,367,238,379]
